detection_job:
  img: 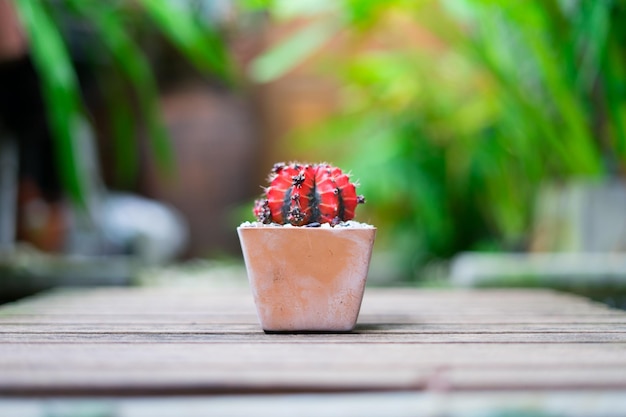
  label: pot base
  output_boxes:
[238,225,376,333]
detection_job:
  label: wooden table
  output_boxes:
[1,286,626,416]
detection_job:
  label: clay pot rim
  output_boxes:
[237,225,377,231]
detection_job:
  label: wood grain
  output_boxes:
[1,287,625,396]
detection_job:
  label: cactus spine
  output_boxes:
[254,162,365,226]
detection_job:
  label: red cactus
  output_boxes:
[253,162,365,226]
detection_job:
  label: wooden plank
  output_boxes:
[1,287,626,396]
[2,342,625,368]
[2,331,626,343]
[1,287,610,314]
[2,322,626,334]
[2,288,623,326]
[3,313,625,325]
[1,344,626,393]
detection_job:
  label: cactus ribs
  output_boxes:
[254,162,365,226]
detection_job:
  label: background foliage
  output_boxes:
[14,0,231,206]
[249,0,626,280]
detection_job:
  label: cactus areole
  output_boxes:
[253,162,366,226]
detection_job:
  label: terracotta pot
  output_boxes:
[237,225,376,332]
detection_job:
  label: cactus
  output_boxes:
[254,162,366,226]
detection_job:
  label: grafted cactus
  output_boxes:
[254,162,365,226]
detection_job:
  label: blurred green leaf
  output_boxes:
[69,0,173,174]
[106,77,138,186]
[16,0,234,203]
[257,0,626,279]
[603,39,626,161]
[138,0,232,82]
[14,0,87,206]
[270,0,337,20]
[250,19,337,83]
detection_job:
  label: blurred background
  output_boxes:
[1,0,626,307]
